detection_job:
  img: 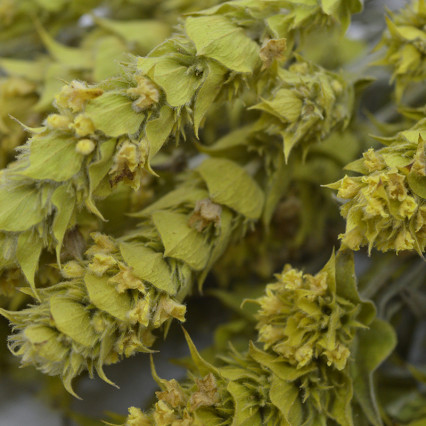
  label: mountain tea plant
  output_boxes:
[0,0,424,425]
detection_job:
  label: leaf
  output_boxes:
[145,105,174,168]
[152,210,211,271]
[193,60,227,136]
[119,242,177,295]
[185,15,260,73]
[335,249,376,325]
[219,366,260,382]
[352,319,397,426]
[94,18,170,54]
[88,139,116,195]
[334,249,358,301]
[86,138,116,219]
[24,325,68,362]
[248,342,314,381]
[407,172,426,199]
[262,155,291,226]
[0,185,44,232]
[198,207,233,288]
[51,185,75,265]
[132,186,209,217]
[37,23,92,69]
[197,125,254,155]
[21,133,83,182]
[344,158,368,174]
[143,57,203,107]
[84,272,132,322]
[0,58,46,81]
[84,92,145,137]
[328,372,354,426]
[34,63,76,111]
[197,158,264,219]
[269,375,303,425]
[227,381,262,425]
[49,295,98,347]
[93,36,127,81]
[96,332,118,387]
[16,230,43,299]
[381,152,413,168]
[35,0,68,12]
[182,327,219,377]
[252,89,303,122]
[193,408,225,425]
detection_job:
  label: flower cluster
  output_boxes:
[253,60,354,160]
[376,0,426,101]
[124,251,395,426]
[256,264,359,370]
[0,156,265,391]
[328,120,425,253]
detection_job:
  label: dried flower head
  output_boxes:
[327,121,426,254]
[255,251,366,371]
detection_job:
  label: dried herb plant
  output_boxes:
[0,0,424,425]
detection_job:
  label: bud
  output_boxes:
[71,114,96,137]
[127,75,160,112]
[75,138,95,155]
[55,81,103,112]
[46,114,72,131]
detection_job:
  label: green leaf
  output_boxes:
[93,36,127,81]
[85,92,144,137]
[0,58,46,81]
[132,186,209,217]
[219,366,260,382]
[94,18,170,54]
[141,57,203,107]
[197,125,254,155]
[381,152,413,168]
[0,185,44,232]
[145,105,174,168]
[182,327,219,377]
[227,381,262,425]
[334,249,358,301]
[248,342,314,381]
[37,24,93,69]
[119,242,177,295]
[269,375,303,425]
[344,158,368,174]
[85,138,116,219]
[407,172,426,199]
[193,60,227,136]
[335,249,376,325]
[51,185,75,265]
[16,230,43,299]
[352,319,397,426]
[262,155,291,226]
[20,133,83,182]
[35,63,76,111]
[50,295,98,347]
[193,408,225,425]
[152,210,211,271]
[252,89,303,122]
[198,207,233,288]
[328,372,354,426]
[197,158,264,219]
[24,325,68,362]
[185,15,260,73]
[84,272,132,322]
